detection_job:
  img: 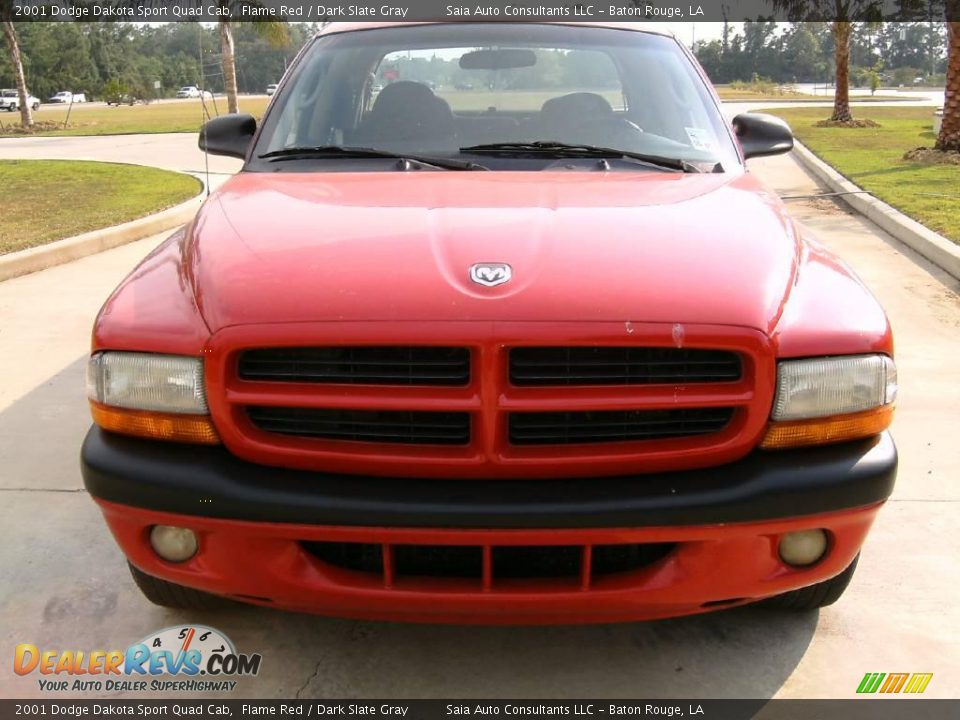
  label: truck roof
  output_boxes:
[316,21,675,38]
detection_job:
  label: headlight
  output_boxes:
[87,352,208,413]
[762,354,895,450]
[87,352,218,444]
[772,355,897,420]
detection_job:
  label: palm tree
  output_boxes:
[936,19,960,152]
[830,20,854,121]
[218,1,289,114]
[1,20,33,128]
[770,1,885,122]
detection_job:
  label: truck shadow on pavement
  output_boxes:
[182,602,818,698]
[0,357,817,699]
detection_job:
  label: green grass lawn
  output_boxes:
[0,160,201,255]
[0,97,270,136]
[765,106,959,244]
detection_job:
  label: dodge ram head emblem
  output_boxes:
[470,263,512,288]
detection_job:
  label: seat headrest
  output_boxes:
[372,81,443,115]
[541,92,614,121]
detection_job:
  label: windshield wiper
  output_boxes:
[258,146,488,171]
[459,142,709,173]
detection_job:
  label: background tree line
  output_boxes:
[694,20,948,85]
[0,20,948,104]
[0,22,317,102]
[0,16,956,151]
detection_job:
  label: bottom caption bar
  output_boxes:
[2,701,958,720]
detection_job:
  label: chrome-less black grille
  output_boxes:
[238,347,470,386]
[509,407,734,445]
[510,347,742,386]
[247,407,471,445]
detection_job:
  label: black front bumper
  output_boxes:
[81,428,897,529]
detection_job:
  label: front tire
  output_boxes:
[128,563,228,610]
[762,554,859,611]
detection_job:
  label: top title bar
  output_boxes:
[3,0,958,23]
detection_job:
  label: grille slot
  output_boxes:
[247,407,471,445]
[509,407,734,445]
[239,346,470,386]
[303,541,676,584]
[510,347,741,386]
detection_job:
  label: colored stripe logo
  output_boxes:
[857,672,933,694]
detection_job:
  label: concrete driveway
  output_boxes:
[0,132,242,179]
[0,131,958,700]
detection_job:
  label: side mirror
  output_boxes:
[732,113,794,160]
[199,114,257,159]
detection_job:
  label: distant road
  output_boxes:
[791,83,945,105]
[28,94,271,113]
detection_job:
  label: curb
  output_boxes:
[791,140,960,281]
[0,190,203,283]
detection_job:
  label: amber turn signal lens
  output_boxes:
[90,401,220,444]
[760,406,893,450]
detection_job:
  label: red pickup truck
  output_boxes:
[82,22,897,624]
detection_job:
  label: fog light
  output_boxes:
[778,529,828,567]
[149,525,198,563]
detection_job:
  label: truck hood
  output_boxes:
[187,171,799,334]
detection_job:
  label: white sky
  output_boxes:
[150,21,730,43]
[661,22,726,44]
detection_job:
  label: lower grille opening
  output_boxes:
[246,407,471,445]
[701,597,747,608]
[592,543,677,574]
[509,407,734,445]
[304,541,385,574]
[396,546,483,578]
[493,545,582,578]
[303,541,676,583]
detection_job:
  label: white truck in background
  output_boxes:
[49,91,87,104]
[0,89,40,111]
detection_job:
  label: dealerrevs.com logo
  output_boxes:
[14,625,262,693]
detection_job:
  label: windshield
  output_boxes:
[253,24,739,173]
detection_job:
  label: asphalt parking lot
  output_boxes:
[0,132,958,699]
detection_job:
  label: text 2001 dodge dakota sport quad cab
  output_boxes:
[82,22,898,624]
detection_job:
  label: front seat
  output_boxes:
[353,81,456,149]
[538,92,616,145]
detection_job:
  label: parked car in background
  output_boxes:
[49,91,86,104]
[176,86,212,99]
[0,89,40,111]
[266,83,278,96]
[106,93,139,107]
